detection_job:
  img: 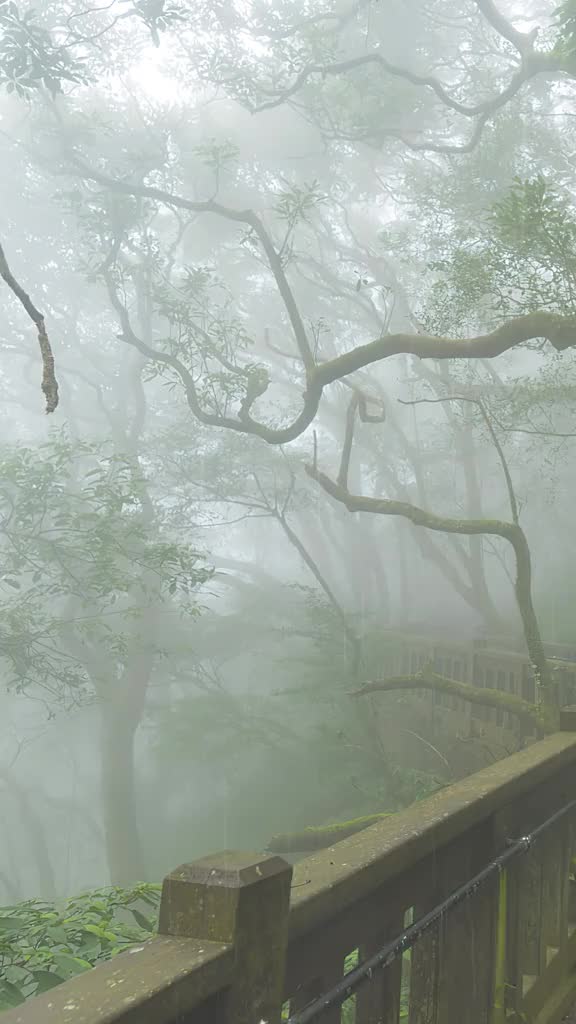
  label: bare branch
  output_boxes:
[0,240,59,413]
[239,0,563,157]
[399,394,519,524]
[350,670,547,735]
[305,458,551,701]
[338,391,359,489]
[251,51,536,121]
[316,312,576,386]
[473,0,539,55]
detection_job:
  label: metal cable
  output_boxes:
[286,797,576,1024]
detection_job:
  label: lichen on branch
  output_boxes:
[349,670,554,736]
[0,239,59,414]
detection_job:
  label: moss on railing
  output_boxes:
[267,813,393,852]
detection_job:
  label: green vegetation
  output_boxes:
[0,884,161,1010]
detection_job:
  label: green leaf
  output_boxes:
[53,953,93,977]
[130,908,155,932]
[79,929,101,950]
[0,916,23,932]
[80,923,107,938]
[0,980,26,1008]
[31,970,66,994]
[80,922,118,943]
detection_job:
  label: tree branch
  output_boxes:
[316,312,576,386]
[68,168,576,444]
[349,670,550,735]
[305,454,551,702]
[70,157,315,373]
[0,239,59,413]
[103,270,323,444]
[473,0,538,55]
[251,51,536,121]
[399,394,520,524]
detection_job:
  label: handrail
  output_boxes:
[287,797,576,1024]
[4,639,576,1024]
[4,722,576,1023]
[287,729,576,938]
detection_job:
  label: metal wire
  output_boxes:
[286,797,576,1024]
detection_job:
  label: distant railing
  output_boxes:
[377,630,576,742]
[4,710,576,1023]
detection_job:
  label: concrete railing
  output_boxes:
[5,711,576,1024]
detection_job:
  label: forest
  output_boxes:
[1,0,576,1010]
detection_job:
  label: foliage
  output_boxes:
[0,0,190,99]
[0,883,160,1009]
[490,176,576,313]
[317,949,409,1024]
[130,0,187,47]
[555,0,576,59]
[2,0,576,951]
[420,175,576,336]
[0,1,87,97]
[0,435,211,704]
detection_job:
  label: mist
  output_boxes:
[1,0,576,1009]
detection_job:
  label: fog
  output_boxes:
[1,0,576,999]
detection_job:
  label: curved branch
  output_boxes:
[251,50,539,121]
[399,395,519,523]
[316,312,576,386]
[103,270,323,444]
[72,168,576,443]
[243,0,562,156]
[305,463,551,702]
[70,157,315,374]
[473,0,538,55]
[350,671,551,735]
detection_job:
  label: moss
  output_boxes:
[267,812,392,852]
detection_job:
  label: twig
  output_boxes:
[399,394,519,524]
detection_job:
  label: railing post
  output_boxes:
[158,851,293,1024]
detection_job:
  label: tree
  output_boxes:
[41,38,572,720]
[3,0,576,855]
[0,432,211,884]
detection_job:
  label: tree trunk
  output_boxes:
[100,707,147,886]
[0,771,57,898]
[508,525,554,706]
[447,388,501,629]
[98,601,157,886]
[396,521,410,624]
[386,412,500,630]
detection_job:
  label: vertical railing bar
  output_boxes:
[492,869,508,1024]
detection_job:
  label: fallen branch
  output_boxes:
[0,240,59,413]
[267,812,392,853]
